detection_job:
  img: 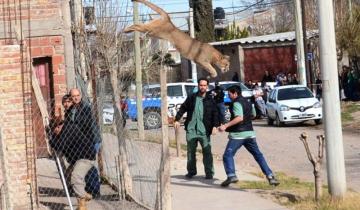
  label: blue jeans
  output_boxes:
[223,137,273,178]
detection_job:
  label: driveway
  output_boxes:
[168,119,360,192]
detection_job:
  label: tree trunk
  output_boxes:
[192,0,215,42]
[314,164,322,201]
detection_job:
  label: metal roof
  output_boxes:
[211,30,318,46]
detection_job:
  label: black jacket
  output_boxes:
[59,101,100,164]
[212,86,225,104]
[225,96,254,133]
[175,92,220,136]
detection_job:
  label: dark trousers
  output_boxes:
[186,136,214,176]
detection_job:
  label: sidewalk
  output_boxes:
[171,157,289,210]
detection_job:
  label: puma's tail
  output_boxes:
[133,0,170,20]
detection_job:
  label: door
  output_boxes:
[32,57,55,157]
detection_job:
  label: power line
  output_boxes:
[96,0,292,19]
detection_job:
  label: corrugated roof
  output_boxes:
[211,30,318,46]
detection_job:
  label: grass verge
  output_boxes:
[237,172,360,210]
[341,102,360,123]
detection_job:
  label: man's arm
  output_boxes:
[219,102,243,131]
[175,96,190,122]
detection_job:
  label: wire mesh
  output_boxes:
[31,73,165,210]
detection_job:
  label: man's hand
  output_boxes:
[218,124,227,132]
[212,127,217,135]
[174,121,180,129]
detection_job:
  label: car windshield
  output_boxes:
[277,87,314,100]
[220,82,250,91]
[143,86,160,97]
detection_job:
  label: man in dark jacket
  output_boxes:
[218,85,279,187]
[174,78,220,179]
[212,81,226,124]
[60,88,101,209]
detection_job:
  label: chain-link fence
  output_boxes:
[30,70,167,210]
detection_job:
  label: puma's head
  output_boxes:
[219,55,230,73]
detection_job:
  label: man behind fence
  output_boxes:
[59,88,101,209]
[174,78,219,179]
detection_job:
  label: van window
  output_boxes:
[185,85,197,96]
[167,85,183,97]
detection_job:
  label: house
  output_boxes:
[0,0,78,209]
[210,31,299,82]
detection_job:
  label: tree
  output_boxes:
[217,22,249,41]
[337,5,360,71]
[191,0,215,42]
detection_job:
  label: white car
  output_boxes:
[102,103,115,125]
[266,85,322,126]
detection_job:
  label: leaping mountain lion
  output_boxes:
[124,0,230,78]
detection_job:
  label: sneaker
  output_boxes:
[185,173,196,179]
[221,176,239,187]
[205,174,213,180]
[267,175,280,186]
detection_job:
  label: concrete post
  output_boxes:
[318,0,347,197]
[189,8,197,82]
[294,0,307,86]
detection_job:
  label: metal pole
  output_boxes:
[318,0,347,197]
[294,0,307,86]
[160,65,171,210]
[134,1,145,140]
[54,154,74,210]
[300,0,313,87]
[189,7,197,82]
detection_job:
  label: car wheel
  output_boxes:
[267,115,274,125]
[144,111,162,130]
[314,119,322,125]
[275,114,284,127]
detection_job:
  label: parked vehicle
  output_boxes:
[209,81,253,122]
[127,82,198,129]
[266,85,322,126]
[102,104,114,125]
[102,99,128,126]
[209,81,253,103]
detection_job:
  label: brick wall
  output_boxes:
[0,44,31,210]
[28,36,67,105]
[0,0,61,22]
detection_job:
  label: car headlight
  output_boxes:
[279,105,290,111]
[313,102,321,108]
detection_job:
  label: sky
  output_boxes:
[82,0,258,29]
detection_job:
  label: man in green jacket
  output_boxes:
[174,78,220,179]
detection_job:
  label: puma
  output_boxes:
[124,0,230,78]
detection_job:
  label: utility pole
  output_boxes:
[300,0,313,87]
[134,1,145,140]
[294,0,307,86]
[189,5,197,82]
[318,0,347,197]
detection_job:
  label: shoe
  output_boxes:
[267,175,280,186]
[205,174,213,180]
[185,173,196,179]
[221,176,239,187]
[77,198,87,210]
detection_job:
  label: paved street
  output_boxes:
[167,119,360,192]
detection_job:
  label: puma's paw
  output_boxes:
[210,72,218,78]
[123,27,132,33]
